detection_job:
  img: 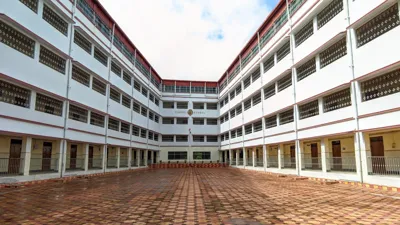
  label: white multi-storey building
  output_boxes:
[0,0,399,187]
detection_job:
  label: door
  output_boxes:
[42,142,53,171]
[88,146,93,168]
[153,151,157,163]
[8,139,22,174]
[370,136,385,174]
[311,143,319,169]
[290,145,296,168]
[332,141,342,170]
[70,145,77,169]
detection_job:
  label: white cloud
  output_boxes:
[98,0,273,81]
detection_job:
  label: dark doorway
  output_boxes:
[332,141,342,170]
[70,145,77,169]
[42,142,53,171]
[8,139,22,174]
[311,143,319,169]
[290,145,296,168]
[88,146,93,169]
[370,136,385,174]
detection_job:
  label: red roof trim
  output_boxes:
[191,81,205,87]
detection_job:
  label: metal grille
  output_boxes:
[20,0,38,13]
[122,95,131,108]
[108,118,119,131]
[244,76,251,89]
[356,4,400,48]
[320,37,347,68]
[253,120,262,132]
[111,61,121,76]
[236,105,242,115]
[92,77,106,95]
[176,135,188,142]
[0,21,35,58]
[154,115,159,123]
[230,90,235,100]
[295,20,314,47]
[141,107,147,117]
[264,83,276,99]
[193,135,205,142]
[299,99,319,120]
[90,112,104,127]
[277,41,290,62]
[317,0,343,29]
[237,128,243,137]
[263,55,275,73]
[72,65,90,87]
[231,130,236,139]
[265,115,277,129]
[297,57,316,81]
[323,88,351,112]
[94,47,108,66]
[0,80,30,108]
[133,102,140,113]
[277,73,292,92]
[134,81,141,92]
[148,111,154,120]
[122,72,131,85]
[251,68,260,82]
[42,4,68,36]
[279,108,294,125]
[177,102,188,109]
[109,88,120,103]
[73,31,91,54]
[148,131,154,140]
[69,104,88,123]
[245,124,252,135]
[132,126,139,136]
[252,92,261,106]
[35,93,63,116]
[361,68,400,102]
[230,109,236,118]
[141,87,148,97]
[162,135,174,142]
[244,99,251,110]
[39,47,66,74]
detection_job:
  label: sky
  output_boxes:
[99,0,279,81]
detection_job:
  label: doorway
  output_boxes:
[332,141,342,170]
[88,146,93,169]
[311,143,319,169]
[290,145,296,168]
[42,142,53,171]
[370,136,385,174]
[70,144,77,169]
[8,139,22,174]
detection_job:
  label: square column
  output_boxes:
[321,139,327,172]
[84,143,89,172]
[150,150,154,165]
[355,132,369,179]
[128,148,132,168]
[58,140,67,176]
[102,145,107,172]
[297,140,304,175]
[116,147,121,169]
[236,150,239,166]
[278,144,282,169]
[263,145,267,171]
[243,148,247,167]
[252,149,256,167]
[144,150,148,166]
[136,150,140,167]
[229,149,233,165]
[224,151,228,164]
[21,137,32,176]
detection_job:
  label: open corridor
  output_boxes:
[1,168,400,224]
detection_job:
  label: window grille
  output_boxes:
[207,136,218,142]
[140,107,147,117]
[0,80,30,108]
[193,103,204,109]
[177,102,188,109]
[220,134,225,142]
[279,108,294,125]
[39,47,66,74]
[68,104,87,123]
[230,130,236,139]
[224,133,229,140]
[19,0,38,13]
[206,87,217,94]
[207,118,217,125]
[111,61,121,76]
[42,4,68,36]
[252,93,261,106]
[141,87,147,97]
[253,120,262,132]
[236,85,242,95]
[323,88,351,112]
[76,0,95,21]
[168,151,187,159]
[230,109,236,118]
[134,81,141,92]
[193,136,205,142]
[277,73,292,92]
[162,135,174,142]
[91,77,106,95]
[121,122,130,134]
[191,86,204,93]
[109,88,120,103]
[177,118,188,124]
[277,41,290,62]
[224,113,229,122]
[122,95,131,108]
[219,101,224,109]
[148,131,154,140]
[176,135,188,142]
[148,111,154,120]
[224,97,229,105]
[72,65,90,87]
[35,93,63,116]
[241,44,259,68]
[132,126,139,136]
[94,47,108,66]
[163,85,175,93]
[230,91,235,100]
[236,105,242,115]
[74,31,91,54]
[361,68,400,102]
[317,0,343,29]
[263,55,275,73]
[154,98,160,106]
[251,68,261,82]
[0,21,35,58]
[299,99,319,120]
[162,117,174,124]
[297,57,316,81]
[320,37,347,68]
[140,129,147,138]
[244,76,251,89]
[289,0,305,15]
[108,118,119,131]
[264,83,276,100]
[90,112,104,127]
[356,3,399,48]
[154,115,159,123]
[133,102,140,113]
[245,124,252,135]
[134,59,150,77]
[295,20,314,47]
[94,13,111,39]
[123,72,131,85]
[244,99,251,111]
[163,102,174,109]
[265,115,277,129]
[237,128,243,137]
[149,94,155,102]
[154,133,159,141]
[220,116,225,124]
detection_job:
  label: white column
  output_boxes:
[136,149,140,166]
[236,150,239,166]
[59,140,67,176]
[224,151,228,164]
[324,139,331,172]
[128,148,132,168]
[243,148,247,167]
[252,149,256,167]
[321,139,327,173]
[116,147,121,169]
[84,143,89,172]
[297,140,304,174]
[229,149,233,165]
[355,132,369,180]
[102,145,107,172]
[278,144,282,169]
[144,150,148,166]
[263,145,267,171]
[22,137,32,176]
[150,150,154,164]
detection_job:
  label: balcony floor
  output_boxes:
[0,168,399,224]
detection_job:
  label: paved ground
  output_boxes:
[0,168,400,225]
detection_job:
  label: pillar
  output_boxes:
[243,148,247,167]
[144,150,148,166]
[263,145,267,171]
[252,149,256,167]
[321,139,327,172]
[229,149,233,165]
[224,151,228,164]
[355,132,369,181]
[278,144,283,169]
[116,147,121,169]
[59,140,67,176]
[136,149,140,166]
[297,140,304,175]
[84,143,89,171]
[21,137,32,176]
[236,149,239,166]
[128,148,132,168]
[102,145,107,172]
[150,150,154,164]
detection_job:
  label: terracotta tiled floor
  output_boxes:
[1,168,400,224]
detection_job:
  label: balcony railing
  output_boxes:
[88,158,103,170]
[267,156,278,168]
[30,158,59,173]
[66,158,85,171]
[301,155,322,170]
[107,158,118,168]
[367,156,400,176]
[0,158,24,176]
[327,156,356,173]
[120,158,129,168]
[140,159,145,166]
[131,160,138,167]
[238,160,243,166]
[256,159,264,167]
[247,158,253,166]
[283,156,296,169]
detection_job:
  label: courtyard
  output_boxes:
[0,168,400,224]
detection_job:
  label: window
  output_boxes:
[253,121,262,132]
[206,118,218,125]
[361,68,400,102]
[176,135,188,142]
[94,47,108,66]
[193,136,205,142]
[163,85,175,93]
[72,65,90,87]
[193,102,204,109]
[154,98,159,106]
[133,102,140,113]
[111,61,121,76]
[224,132,229,140]
[92,77,106,95]
[251,68,261,82]
[230,90,236,100]
[237,128,243,137]
[148,131,154,140]
[74,31,91,54]
[231,130,236,139]
[207,136,218,142]
[177,102,188,109]
[154,115,159,123]
[0,20,35,58]
[149,94,155,102]
[323,88,351,113]
[163,101,174,109]
[356,3,399,48]
[162,117,174,124]
[244,99,251,111]
[42,4,68,36]
[220,101,224,108]
[294,20,314,47]
[191,86,205,93]
[264,83,276,100]
[236,85,242,96]
[122,72,131,85]
[108,118,119,131]
[177,118,188,124]
[193,152,210,160]
[236,105,242,115]
[263,55,275,73]
[220,116,225,124]
[230,109,236,118]
[320,37,347,68]
[132,126,139,136]
[90,112,105,127]
[277,73,292,92]
[297,57,316,81]
[176,86,190,93]
[277,41,290,62]
[148,111,154,121]
[140,107,147,117]
[193,118,204,125]
[141,87,148,97]
[122,95,131,108]
[68,104,87,123]
[39,47,66,74]
[19,0,38,13]
[109,88,120,103]
[224,97,229,105]
[299,100,319,120]
[168,152,187,160]
[317,0,343,29]
[35,93,63,116]
[134,81,141,92]
[206,87,217,94]
[162,135,174,142]
[224,113,229,122]
[121,122,130,134]
[265,115,277,129]
[140,129,147,138]
[245,124,252,135]
[154,133,159,141]
[0,80,30,108]
[221,134,225,142]
[244,76,251,89]
[252,93,261,106]
[279,108,294,125]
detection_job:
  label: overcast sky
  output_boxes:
[99,0,278,81]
